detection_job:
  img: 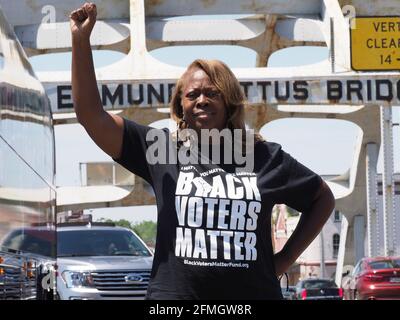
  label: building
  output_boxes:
[273,205,342,285]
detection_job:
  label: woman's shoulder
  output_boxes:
[255,139,283,155]
[251,139,290,172]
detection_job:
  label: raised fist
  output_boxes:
[70,2,97,42]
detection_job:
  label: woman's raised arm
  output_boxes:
[70,2,124,159]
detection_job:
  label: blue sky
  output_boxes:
[29,45,400,223]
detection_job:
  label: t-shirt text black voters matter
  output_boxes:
[113,118,323,299]
[174,165,261,264]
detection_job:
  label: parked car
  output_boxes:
[294,278,343,300]
[343,256,400,300]
[1,222,154,300]
[0,226,56,300]
[56,222,153,300]
[0,252,36,300]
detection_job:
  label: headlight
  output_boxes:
[61,271,95,288]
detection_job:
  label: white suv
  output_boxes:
[56,223,153,300]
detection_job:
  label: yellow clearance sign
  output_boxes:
[350,17,400,71]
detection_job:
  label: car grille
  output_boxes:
[91,270,151,295]
[0,265,36,300]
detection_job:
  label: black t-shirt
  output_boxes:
[113,118,322,300]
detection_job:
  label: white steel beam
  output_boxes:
[274,15,325,42]
[146,16,266,43]
[144,0,321,16]
[365,143,378,257]
[380,105,396,256]
[320,0,351,71]
[14,20,130,55]
[0,0,129,26]
[335,214,349,287]
[12,15,326,56]
[348,0,400,16]
[353,215,365,262]
[2,0,399,28]
[146,15,325,51]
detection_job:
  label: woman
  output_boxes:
[70,3,335,300]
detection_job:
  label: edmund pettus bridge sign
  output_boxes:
[51,77,400,112]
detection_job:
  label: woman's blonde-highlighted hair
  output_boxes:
[170,59,246,131]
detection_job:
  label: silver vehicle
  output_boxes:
[0,226,56,300]
[0,3,57,300]
[56,223,153,300]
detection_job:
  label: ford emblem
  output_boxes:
[125,274,143,283]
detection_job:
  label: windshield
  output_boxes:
[368,259,400,270]
[57,229,152,257]
[303,280,337,289]
[1,229,56,257]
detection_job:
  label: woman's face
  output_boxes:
[181,68,226,133]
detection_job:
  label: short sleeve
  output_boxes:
[112,118,154,184]
[273,149,323,213]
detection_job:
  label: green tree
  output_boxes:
[132,220,157,247]
[113,219,134,230]
[96,218,157,248]
[97,218,133,229]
